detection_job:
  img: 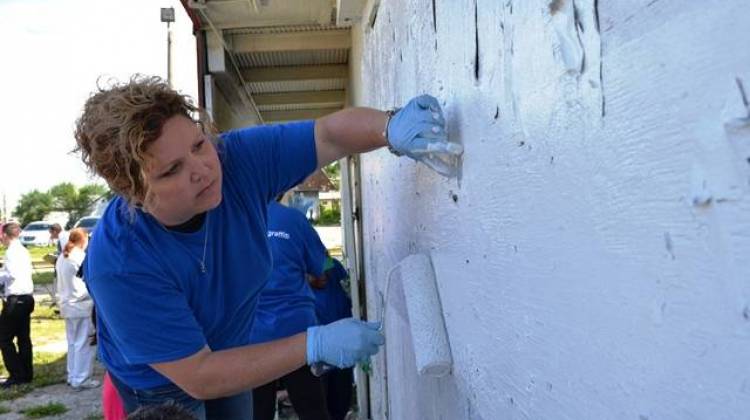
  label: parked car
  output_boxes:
[19,221,53,246]
[73,216,100,235]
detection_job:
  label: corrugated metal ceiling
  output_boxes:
[248,79,347,94]
[225,24,348,35]
[236,49,349,68]
[189,0,350,121]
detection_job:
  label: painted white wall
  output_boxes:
[349,1,750,419]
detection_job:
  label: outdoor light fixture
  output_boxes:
[160,7,175,23]
[160,7,175,87]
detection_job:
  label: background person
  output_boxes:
[250,200,330,420]
[48,223,70,253]
[45,223,68,307]
[0,222,35,387]
[74,76,458,418]
[309,256,354,420]
[55,227,99,390]
[103,371,128,420]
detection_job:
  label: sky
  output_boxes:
[0,0,198,218]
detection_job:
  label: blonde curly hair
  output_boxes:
[74,75,211,206]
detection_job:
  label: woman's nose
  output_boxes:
[189,158,210,183]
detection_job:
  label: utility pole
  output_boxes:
[160,7,175,87]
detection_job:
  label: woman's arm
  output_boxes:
[152,333,306,400]
[314,107,388,169]
[151,317,382,400]
[313,95,463,177]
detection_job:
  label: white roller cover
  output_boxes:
[398,253,452,377]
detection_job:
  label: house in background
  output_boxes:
[291,169,337,221]
[318,189,341,217]
[178,1,750,419]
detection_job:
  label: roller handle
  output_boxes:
[311,360,373,377]
[310,362,335,377]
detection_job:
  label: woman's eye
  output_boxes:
[161,165,179,178]
[193,140,205,152]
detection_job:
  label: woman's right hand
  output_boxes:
[306,318,384,368]
[386,94,464,177]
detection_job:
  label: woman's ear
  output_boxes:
[140,187,159,213]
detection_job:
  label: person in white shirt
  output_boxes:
[55,228,99,390]
[0,222,35,387]
[45,223,68,308]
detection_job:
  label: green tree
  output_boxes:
[322,161,340,190]
[49,183,77,211]
[13,183,109,228]
[48,183,108,228]
[13,190,53,226]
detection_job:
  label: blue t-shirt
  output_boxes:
[85,121,317,389]
[249,201,327,344]
[313,258,352,326]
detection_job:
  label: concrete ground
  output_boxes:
[314,225,342,251]
[0,370,105,420]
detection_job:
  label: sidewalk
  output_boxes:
[0,368,104,419]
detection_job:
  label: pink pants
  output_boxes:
[103,372,127,420]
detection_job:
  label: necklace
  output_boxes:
[199,212,210,273]
[156,211,210,274]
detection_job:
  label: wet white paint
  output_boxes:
[391,253,452,377]
[347,0,750,419]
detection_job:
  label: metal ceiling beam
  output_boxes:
[200,13,264,123]
[241,65,348,83]
[231,30,351,53]
[247,0,259,13]
[263,108,341,122]
[254,90,345,107]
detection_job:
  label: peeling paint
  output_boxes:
[663,232,675,260]
[431,0,437,32]
[473,0,480,81]
[550,0,584,74]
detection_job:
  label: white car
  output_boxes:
[73,216,100,235]
[19,221,53,246]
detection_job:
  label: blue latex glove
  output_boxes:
[387,94,464,177]
[307,318,384,368]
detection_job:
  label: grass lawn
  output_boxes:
[27,246,57,261]
[20,401,68,418]
[29,303,67,351]
[32,271,55,286]
[0,245,56,260]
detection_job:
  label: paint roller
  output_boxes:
[382,252,452,376]
[311,252,452,377]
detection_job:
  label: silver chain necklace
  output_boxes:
[199,212,209,273]
[154,211,210,274]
